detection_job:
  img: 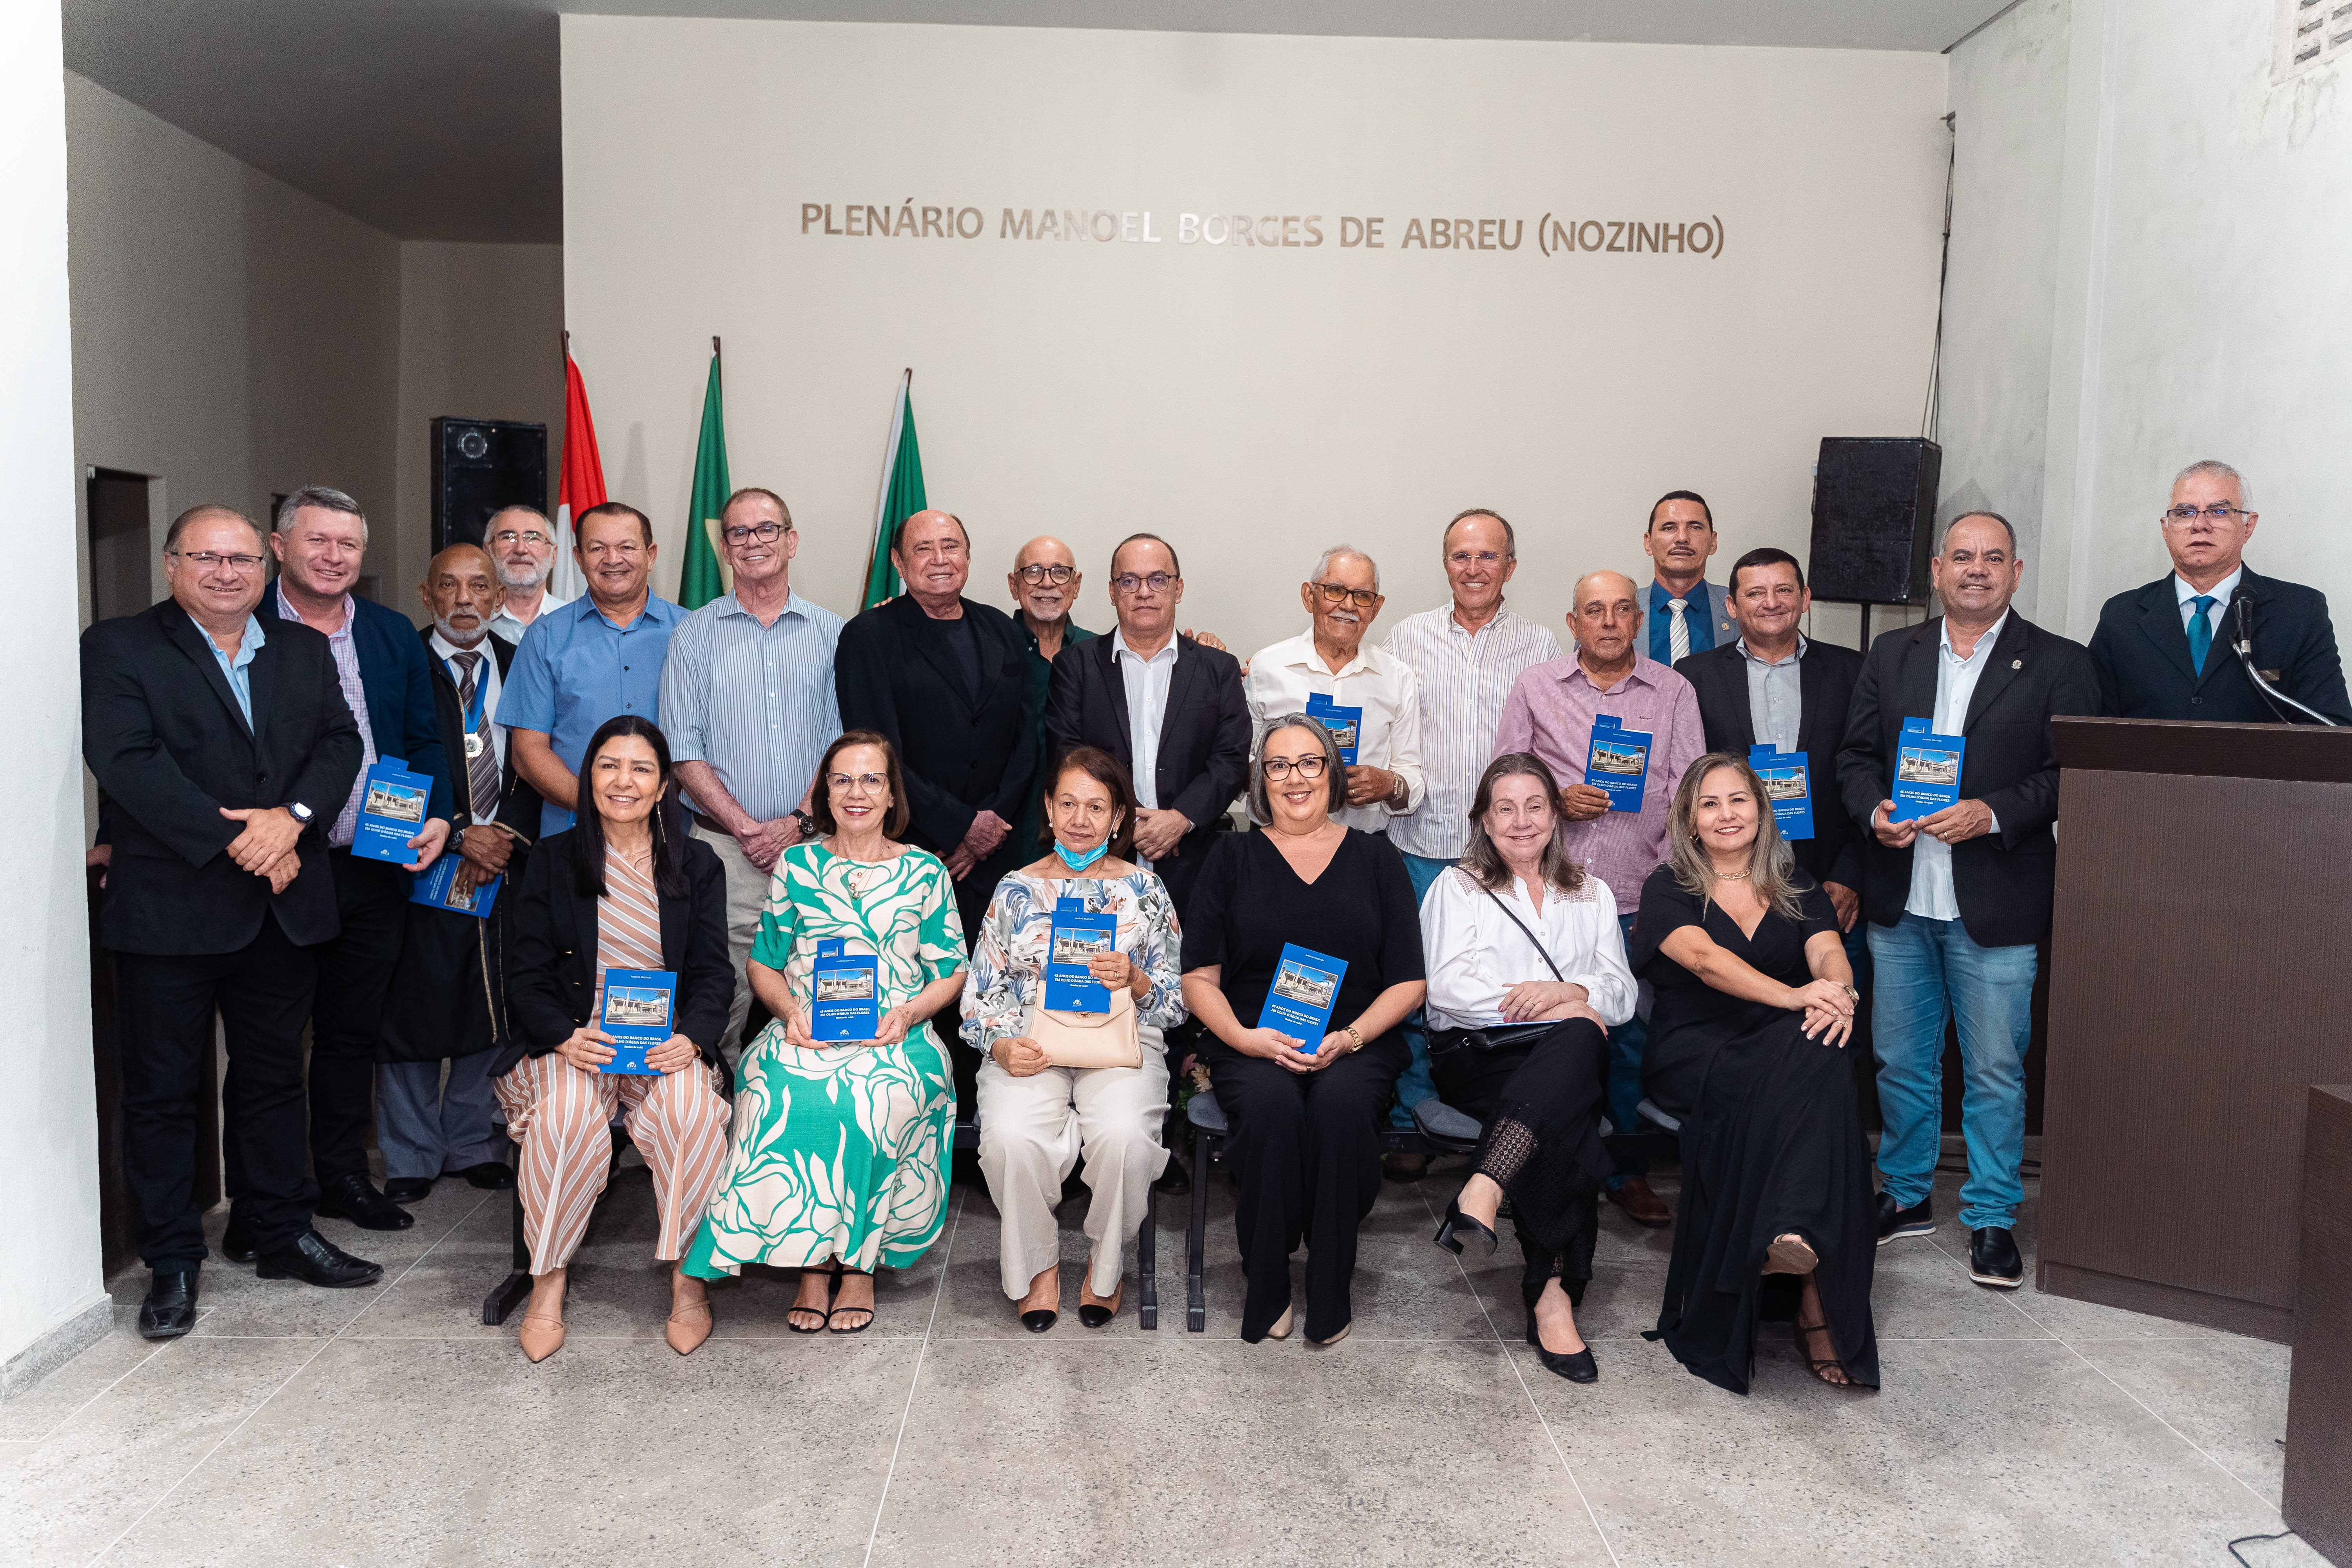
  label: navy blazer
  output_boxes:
[2087,567,2351,725]
[257,590,453,822]
[1674,637,1866,895]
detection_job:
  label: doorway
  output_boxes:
[86,467,154,622]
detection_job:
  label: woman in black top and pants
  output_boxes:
[1181,715,1426,1346]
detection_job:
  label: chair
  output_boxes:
[482,1127,626,1325]
[954,1117,1158,1329]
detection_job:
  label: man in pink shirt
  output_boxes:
[1495,569,1705,1227]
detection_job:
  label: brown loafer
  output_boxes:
[518,1312,565,1363]
[665,1298,713,1356]
[1605,1177,1673,1229]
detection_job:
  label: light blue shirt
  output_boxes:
[495,592,686,835]
[658,587,844,825]
[2176,566,2241,638]
[205,615,267,729]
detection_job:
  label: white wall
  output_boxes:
[563,17,1949,651]
[3,7,105,1381]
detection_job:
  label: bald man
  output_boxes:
[1495,568,1705,1228]
[1008,535,1095,858]
[374,544,544,1201]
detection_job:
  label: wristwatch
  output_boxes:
[789,808,817,839]
[287,801,315,826]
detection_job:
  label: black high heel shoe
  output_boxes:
[1526,1313,1598,1383]
[1434,1196,1500,1259]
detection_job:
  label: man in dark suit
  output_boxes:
[82,505,381,1338]
[2088,459,2350,724]
[1047,532,1249,918]
[1675,546,1866,931]
[1838,512,2100,1291]
[256,486,453,1239]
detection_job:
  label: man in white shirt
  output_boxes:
[485,505,573,643]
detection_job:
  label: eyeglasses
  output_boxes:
[1311,581,1380,610]
[1262,755,1328,781]
[2164,504,2249,525]
[171,550,267,573]
[1015,563,1074,585]
[1445,550,1506,568]
[827,772,889,795]
[490,529,551,548]
[722,521,787,545]
[1112,572,1176,595]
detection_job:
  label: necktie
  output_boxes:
[1667,598,1691,664]
[452,652,502,818]
[2187,595,2216,675]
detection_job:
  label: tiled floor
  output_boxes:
[0,1146,2325,1567]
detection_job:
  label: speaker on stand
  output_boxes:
[1806,436,1941,650]
[432,417,548,552]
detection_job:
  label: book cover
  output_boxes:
[1257,944,1347,1051]
[1748,745,1815,841]
[352,756,434,864]
[597,967,675,1075]
[1042,898,1117,1013]
[1891,718,1966,823]
[407,853,500,918]
[809,937,881,1042]
[1583,716,1652,812]
[1305,692,1361,766]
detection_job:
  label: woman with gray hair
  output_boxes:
[1631,752,1874,1394]
[1180,714,1427,1345]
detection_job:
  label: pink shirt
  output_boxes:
[1494,652,1706,916]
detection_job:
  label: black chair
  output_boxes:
[483,1127,626,1325]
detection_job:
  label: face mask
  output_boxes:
[1054,838,1110,873]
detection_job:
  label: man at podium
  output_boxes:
[2087,460,2350,724]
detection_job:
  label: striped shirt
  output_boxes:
[593,846,665,1022]
[1383,604,1560,860]
[659,587,844,824]
[278,583,379,848]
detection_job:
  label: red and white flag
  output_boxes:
[552,351,606,603]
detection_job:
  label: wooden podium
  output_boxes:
[2038,717,2352,1341]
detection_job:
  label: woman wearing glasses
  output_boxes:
[681,731,969,1333]
[1180,715,1428,1345]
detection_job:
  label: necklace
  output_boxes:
[1714,867,1753,882]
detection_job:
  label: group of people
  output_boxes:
[83,459,2345,1396]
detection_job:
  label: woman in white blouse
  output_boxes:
[1424,753,1636,1383]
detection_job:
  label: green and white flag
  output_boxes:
[863,369,926,609]
[679,347,730,610]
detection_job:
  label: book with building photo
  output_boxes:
[1305,692,1361,766]
[1043,897,1118,1013]
[597,967,675,1074]
[1891,717,1967,822]
[809,938,881,1042]
[1259,944,1348,1051]
[353,756,434,863]
[1583,713,1652,811]
[1749,745,1814,840]
[407,853,500,917]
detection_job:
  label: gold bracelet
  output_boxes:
[1345,1024,1364,1051]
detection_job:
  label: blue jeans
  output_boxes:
[1390,852,1454,1128]
[1605,913,1651,1187]
[1867,913,2036,1230]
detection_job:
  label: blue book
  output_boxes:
[407,853,500,918]
[352,756,434,864]
[1583,716,1652,812]
[1749,745,1815,841]
[1305,692,1361,766]
[1891,718,1967,823]
[1042,897,1117,1013]
[809,938,881,1042]
[1258,944,1347,1051]
[597,967,675,1075]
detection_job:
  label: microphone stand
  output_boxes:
[2232,593,2339,726]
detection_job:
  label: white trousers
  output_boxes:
[976,1049,1170,1298]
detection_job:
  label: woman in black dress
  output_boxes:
[1181,715,1427,1345]
[1633,753,1876,1393]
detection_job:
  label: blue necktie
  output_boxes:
[2187,595,2216,675]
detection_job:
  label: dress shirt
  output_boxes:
[496,592,685,835]
[430,630,506,819]
[1242,628,1425,833]
[487,588,572,647]
[1905,611,2009,921]
[277,583,378,848]
[1421,864,1637,1031]
[1113,628,1181,818]
[1740,635,1806,757]
[1650,579,1719,665]
[1492,652,1706,916]
[2176,566,2242,638]
[1384,604,1561,860]
[659,587,844,827]
[204,615,267,730]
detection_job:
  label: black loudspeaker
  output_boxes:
[1807,437,1940,605]
[432,417,548,552]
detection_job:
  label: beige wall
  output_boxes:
[562,16,1949,653]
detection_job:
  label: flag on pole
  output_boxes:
[554,351,605,603]
[678,345,731,609]
[863,370,925,609]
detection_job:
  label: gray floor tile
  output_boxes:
[1997,1281,2229,1342]
[2070,1335,2295,1507]
[0,1314,164,1441]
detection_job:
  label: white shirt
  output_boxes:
[488,588,572,646]
[431,630,508,822]
[1420,865,1637,1031]
[1112,629,1181,864]
[1242,628,1426,833]
[2176,566,2241,640]
[1905,610,2008,921]
[1383,604,1561,860]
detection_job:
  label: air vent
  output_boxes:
[2279,0,2350,78]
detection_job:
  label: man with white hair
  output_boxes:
[484,505,573,644]
[2087,460,2349,724]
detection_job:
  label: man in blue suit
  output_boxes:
[2088,460,2350,725]
[255,486,453,1240]
[1642,490,1736,667]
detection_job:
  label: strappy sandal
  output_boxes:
[1765,1234,1820,1275]
[828,1268,876,1334]
[788,1263,840,1335]
[1795,1318,1854,1387]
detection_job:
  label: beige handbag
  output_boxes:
[1026,983,1143,1069]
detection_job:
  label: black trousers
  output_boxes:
[305,848,409,1181]
[116,912,319,1270]
[1207,1031,1408,1343]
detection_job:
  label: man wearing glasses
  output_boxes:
[2087,460,2349,724]
[483,506,573,643]
[1007,536,1095,861]
[660,488,844,1063]
[1242,545,1426,834]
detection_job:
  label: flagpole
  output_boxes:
[866,367,911,586]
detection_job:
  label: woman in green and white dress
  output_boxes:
[681,731,968,1333]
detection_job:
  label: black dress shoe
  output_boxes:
[1968,1225,2024,1289]
[1525,1316,1597,1383]
[383,1177,435,1203]
[457,1161,516,1191]
[1382,1151,1429,1183]
[138,1271,199,1340]
[220,1218,258,1265]
[312,1172,416,1231]
[1151,1157,1190,1198]
[1876,1191,1935,1245]
[255,1228,384,1288]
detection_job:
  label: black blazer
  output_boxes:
[835,593,1040,857]
[82,598,362,955]
[2087,567,2352,725]
[501,828,734,1081]
[1675,638,1866,894]
[417,628,545,837]
[1836,613,2099,949]
[1046,632,1251,912]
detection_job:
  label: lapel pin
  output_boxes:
[2011,660,2022,670]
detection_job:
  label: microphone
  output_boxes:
[2230,584,2339,726]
